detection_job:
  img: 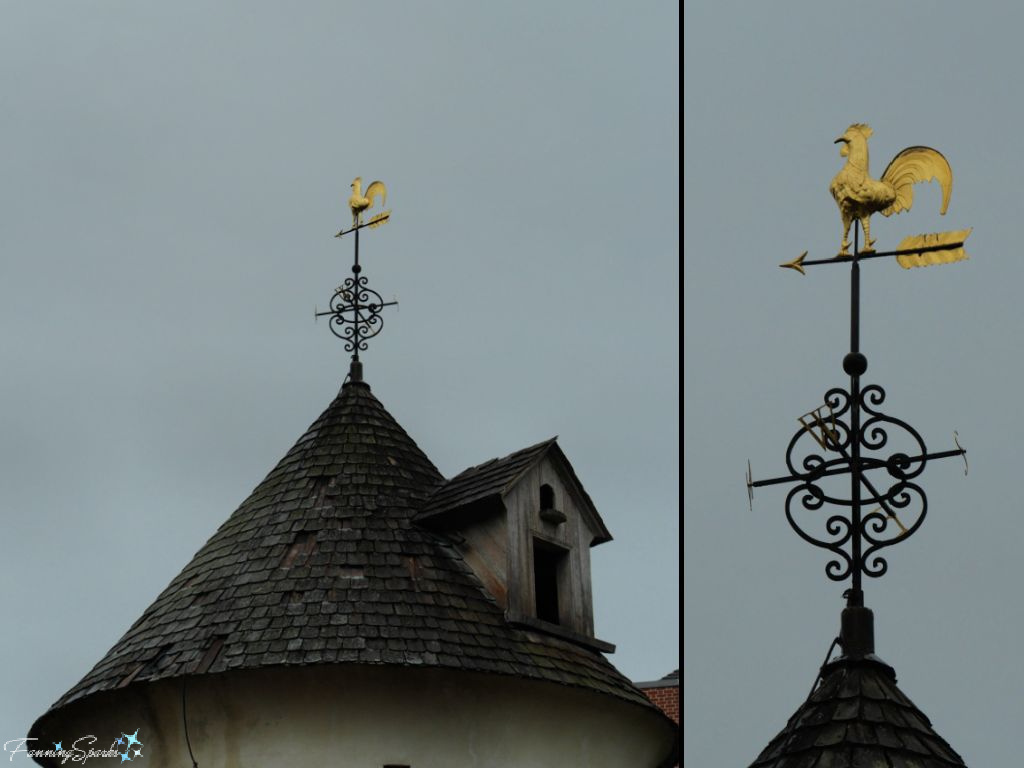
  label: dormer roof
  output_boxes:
[417,437,612,545]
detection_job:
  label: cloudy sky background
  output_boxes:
[684,2,1024,765]
[0,1,679,746]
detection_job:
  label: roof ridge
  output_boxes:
[455,436,558,478]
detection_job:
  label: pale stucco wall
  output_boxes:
[32,665,676,768]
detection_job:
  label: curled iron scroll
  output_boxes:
[785,483,853,581]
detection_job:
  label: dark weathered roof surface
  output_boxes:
[41,381,650,715]
[750,657,967,767]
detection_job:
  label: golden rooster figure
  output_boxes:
[348,177,387,228]
[830,124,952,256]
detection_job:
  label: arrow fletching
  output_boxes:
[896,228,972,269]
[368,211,391,229]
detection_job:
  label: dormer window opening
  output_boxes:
[539,483,566,524]
[540,483,555,510]
[533,538,569,625]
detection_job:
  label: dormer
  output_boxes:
[416,438,614,653]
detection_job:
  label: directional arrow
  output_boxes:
[779,231,970,275]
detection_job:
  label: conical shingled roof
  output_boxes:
[750,656,967,767]
[38,379,652,717]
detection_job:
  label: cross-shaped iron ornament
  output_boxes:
[747,223,969,609]
[316,178,397,375]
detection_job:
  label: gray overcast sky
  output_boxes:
[0,0,679,747]
[685,2,1024,765]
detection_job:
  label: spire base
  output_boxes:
[822,604,894,680]
[839,605,874,658]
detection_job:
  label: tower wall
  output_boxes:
[33,665,676,768]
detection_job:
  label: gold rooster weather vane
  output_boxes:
[748,123,971,608]
[339,177,391,235]
[318,176,398,377]
[781,124,971,274]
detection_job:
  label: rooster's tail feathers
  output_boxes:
[879,146,953,217]
[364,180,387,209]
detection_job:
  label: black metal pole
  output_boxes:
[751,219,969,596]
[324,205,396,381]
[353,224,361,363]
[848,224,863,607]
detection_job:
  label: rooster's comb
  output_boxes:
[846,123,873,138]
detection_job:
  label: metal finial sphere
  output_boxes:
[843,353,867,376]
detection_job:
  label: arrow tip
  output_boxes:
[780,251,807,276]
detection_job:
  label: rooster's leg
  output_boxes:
[860,216,876,253]
[839,217,852,256]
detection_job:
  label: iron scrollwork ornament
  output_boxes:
[326,276,389,353]
[780,384,934,583]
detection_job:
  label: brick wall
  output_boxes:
[644,684,679,724]
[635,670,679,766]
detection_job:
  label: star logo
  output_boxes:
[114,729,143,761]
[53,742,62,751]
